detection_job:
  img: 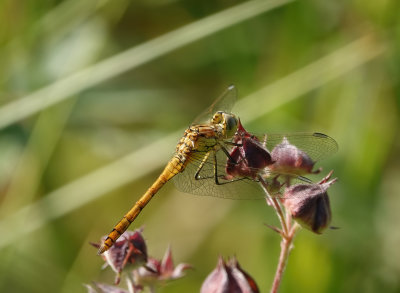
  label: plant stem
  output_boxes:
[270,220,297,293]
[258,176,299,293]
[126,274,135,293]
[271,197,288,235]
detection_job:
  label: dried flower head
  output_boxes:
[282,171,337,233]
[134,245,192,287]
[270,137,321,176]
[91,229,148,285]
[201,256,259,293]
[226,120,273,179]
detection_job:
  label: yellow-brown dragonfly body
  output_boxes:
[98,110,239,254]
[98,85,338,254]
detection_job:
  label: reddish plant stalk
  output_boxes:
[270,219,297,293]
[258,176,299,293]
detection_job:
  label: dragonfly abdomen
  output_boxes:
[98,156,185,254]
[98,87,239,254]
[99,120,228,254]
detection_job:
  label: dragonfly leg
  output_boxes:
[193,145,249,185]
[218,142,238,165]
[213,151,220,185]
[192,148,245,184]
[224,141,242,147]
[194,151,212,180]
[213,151,247,185]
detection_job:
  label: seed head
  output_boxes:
[201,256,259,293]
[270,137,321,176]
[282,171,337,233]
[91,228,148,285]
[226,120,273,179]
[134,245,192,286]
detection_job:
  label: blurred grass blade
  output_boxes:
[0,130,181,249]
[38,0,111,34]
[0,0,293,130]
[235,35,386,121]
[0,35,386,250]
[0,100,76,217]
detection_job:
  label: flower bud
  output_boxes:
[91,228,148,284]
[226,120,273,179]
[201,257,259,293]
[270,137,320,176]
[134,245,192,285]
[282,171,337,233]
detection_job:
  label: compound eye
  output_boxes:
[225,114,238,136]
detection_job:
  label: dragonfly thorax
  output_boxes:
[211,111,238,139]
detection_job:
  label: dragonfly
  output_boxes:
[98,85,338,254]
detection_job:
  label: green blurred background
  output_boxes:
[0,0,399,292]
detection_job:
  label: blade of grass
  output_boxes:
[0,35,386,250]
[0,130,181,249]
[0,100,76,217]
[37,0,111,34]
[0,0,293,130]
[235,35,386,121]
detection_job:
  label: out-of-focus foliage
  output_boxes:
[0,0,399,292]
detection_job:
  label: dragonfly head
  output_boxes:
[212,111,238,138]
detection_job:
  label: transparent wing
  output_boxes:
[172,132,337,200]
[173,144,265,200]
[172,145,317,200]
[192,85,237,124]
[258,132,338,162]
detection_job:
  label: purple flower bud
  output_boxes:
[91,228,148,285]
[134,245,192,285]
[282,172,337,233]
[201,257,259,293]
[270,137,320,176]
[226,120,273,179]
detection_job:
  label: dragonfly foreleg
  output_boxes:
[218,142,239,165]
[224,141,242,147]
